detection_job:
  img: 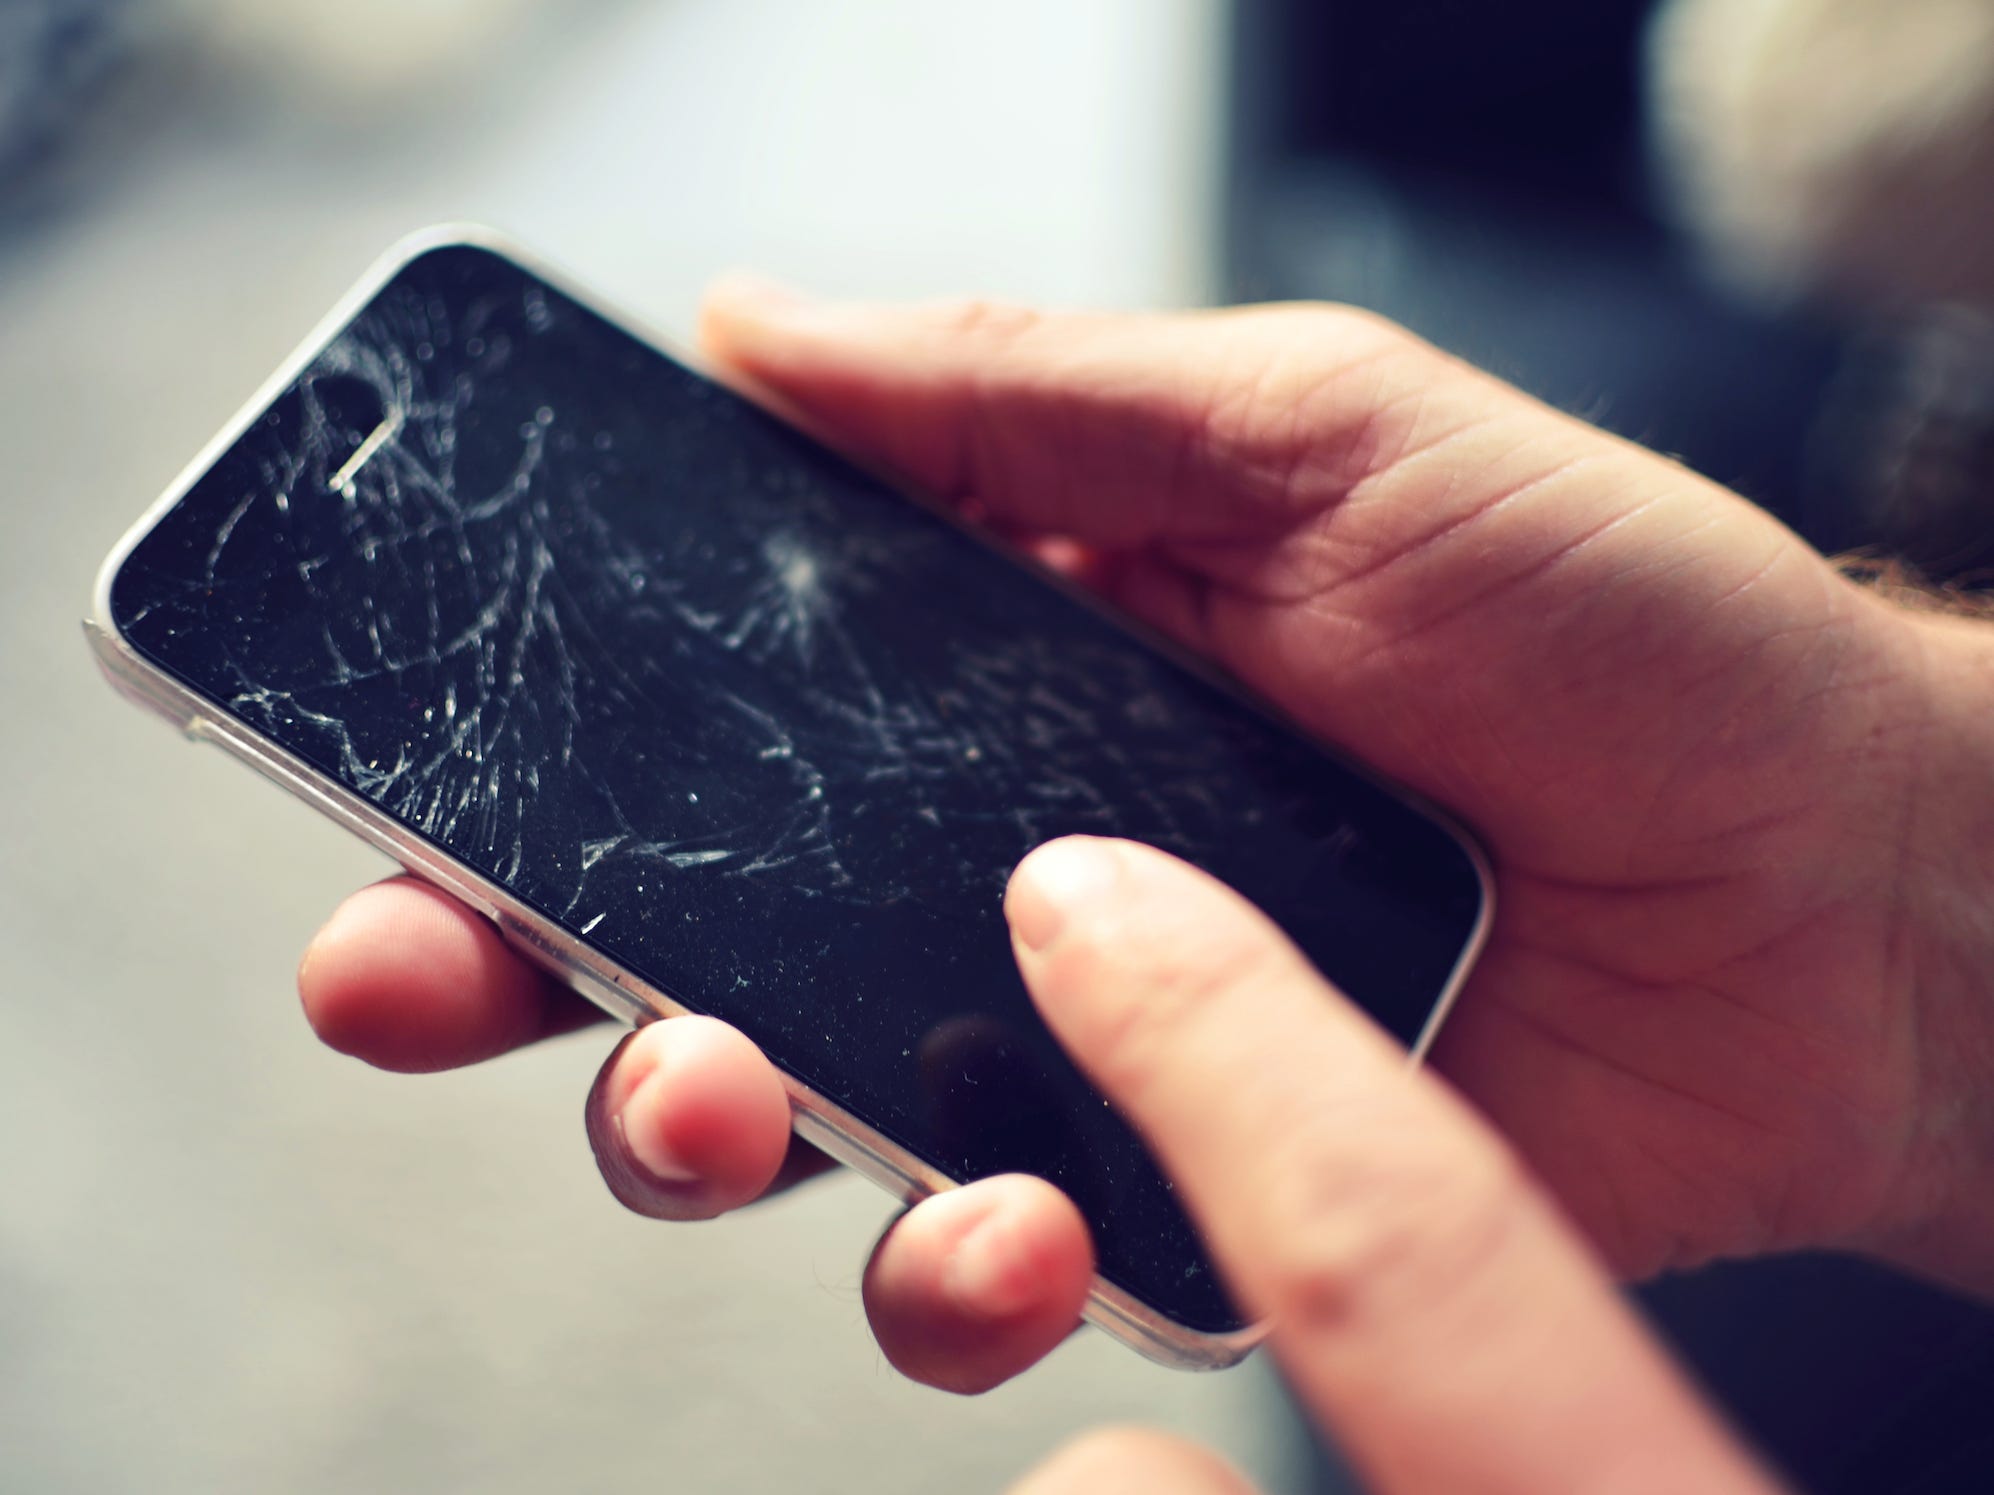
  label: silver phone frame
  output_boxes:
[87,225,1496,1372]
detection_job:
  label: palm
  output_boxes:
[706,294,1949,1281]
[1106,412,1930,1279]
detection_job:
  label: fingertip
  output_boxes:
[299,878,559,1072]
[864,1174,1093,1394]
[938,1176,1086,1323]
[1005,836,1129,954]
[1010,1427,1256,1495]
[587,1016,792,1220]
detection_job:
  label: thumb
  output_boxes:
[698,278,1486,548]
[1006,836,1783,1495]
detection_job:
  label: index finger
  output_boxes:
[698,281,1434,549]
[300,876,599,1072]
[1005,838,1779,1495]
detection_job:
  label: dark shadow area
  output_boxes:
[1226,0,1994,576]
[1227,2,1994,1489]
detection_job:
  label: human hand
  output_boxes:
[1000,834,1784,1493]
[299,285,1994,1393]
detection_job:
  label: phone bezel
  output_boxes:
[86,225,1496,1371]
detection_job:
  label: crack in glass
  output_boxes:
[108,245,1486,1339]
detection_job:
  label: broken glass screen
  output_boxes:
[109,244,1486,1336]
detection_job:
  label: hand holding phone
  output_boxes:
[97,236,1488,1371]
[999,837,1785,1494]
[101,240,1994,1415]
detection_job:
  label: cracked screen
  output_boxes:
[109,244,1486,1337]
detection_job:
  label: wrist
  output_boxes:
[1860,608,1994,1295]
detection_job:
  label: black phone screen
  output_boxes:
[109,244,1485,1336]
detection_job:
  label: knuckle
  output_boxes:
[1203,304,1433,510]
[1256,1112,1535,1335]
[1264,299,1405,348]
[1231,300,1419,379]
[936,297,1043,348]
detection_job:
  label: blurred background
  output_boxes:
[4,2,1994,1492]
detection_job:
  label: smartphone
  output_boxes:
[89,229,1492,1369]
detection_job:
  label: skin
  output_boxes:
[299,283,1994,1490]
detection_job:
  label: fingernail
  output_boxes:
[1006,837,1121,951]
[943,1212,1043,1320]
[615,1065,703,1186]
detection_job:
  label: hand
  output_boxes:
[1001,835,1782,1493]
[299,285,1994,1395]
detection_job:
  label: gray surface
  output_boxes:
[0,4,1310,1492]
